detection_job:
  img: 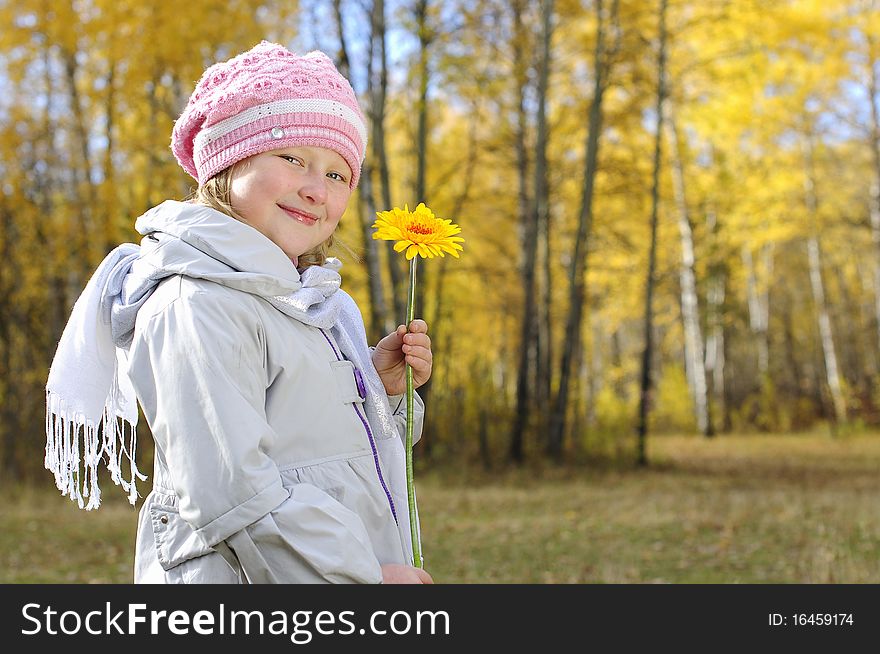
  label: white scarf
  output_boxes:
[45,202,417,562]
[45,244,145,508]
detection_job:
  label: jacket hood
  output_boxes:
[133,200,306,298]
[110,200,343,352]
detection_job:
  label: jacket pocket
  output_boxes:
[330,360,366,405]
[149,503,213,571]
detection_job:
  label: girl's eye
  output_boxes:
[327,171,347,183]
[280,155,303,166]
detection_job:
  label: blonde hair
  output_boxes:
[192,163,333,270]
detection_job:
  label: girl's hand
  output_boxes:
[381,563,434,584]
[372,320,433,396]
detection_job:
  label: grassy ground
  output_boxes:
[3,432,879,583]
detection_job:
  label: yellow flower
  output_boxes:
[372,203,464,260]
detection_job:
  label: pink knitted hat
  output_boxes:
[171,41,367,188]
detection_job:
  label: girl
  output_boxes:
[45,41,434,584]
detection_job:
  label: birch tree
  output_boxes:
[803,133,847,424]
[742,244,772,377]
[667,107,711,436]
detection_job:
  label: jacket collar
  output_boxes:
[135,200,301,284]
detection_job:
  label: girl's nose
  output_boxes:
[298,174,327,205]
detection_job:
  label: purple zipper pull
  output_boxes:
[354,368,367,400]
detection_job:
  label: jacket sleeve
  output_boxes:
[127,283,382,583]
[367,345,425,446]
[387,391,424,446]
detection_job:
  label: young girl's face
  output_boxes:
[229,145,353,263]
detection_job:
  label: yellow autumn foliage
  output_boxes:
[0,0,877,474]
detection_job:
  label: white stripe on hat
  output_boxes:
[196,126,363,170]
[194,99,367,154]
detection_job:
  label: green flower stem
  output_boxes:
[406,256,421,568]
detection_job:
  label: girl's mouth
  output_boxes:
[278,204,319,226]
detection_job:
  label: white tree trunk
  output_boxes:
[742,244,771,376]
[802,132,847,423]
[668,112,709,434]
[807,236,847,422]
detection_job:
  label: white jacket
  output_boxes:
[123,201,423,583]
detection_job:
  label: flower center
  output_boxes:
[407,221,435,236]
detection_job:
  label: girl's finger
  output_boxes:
[403,332,431,348]
[408,319,428,333]
[406,354,432,371]
[403,345,432,362]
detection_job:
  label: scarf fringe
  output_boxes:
[45,388,147,510]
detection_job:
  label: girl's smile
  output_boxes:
[278,203,319,226]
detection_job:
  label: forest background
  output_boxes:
[1,0,879,484]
